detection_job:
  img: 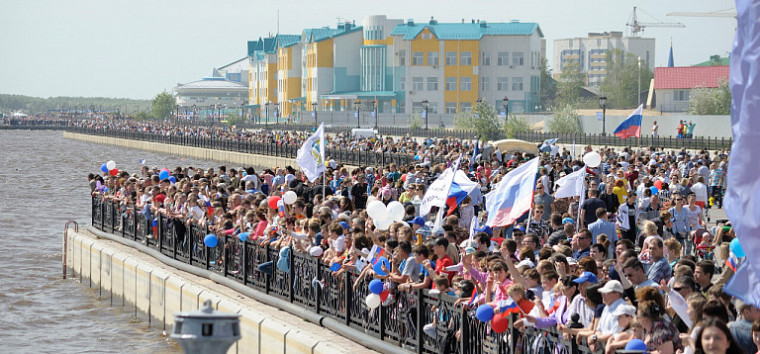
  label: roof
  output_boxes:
[653,66,729,90]
[174,78,248,91]
[276,34,302,48]
[320,90,397,100]
[218,57,249,72]
[390,21,542,40]
[694,57,730,66]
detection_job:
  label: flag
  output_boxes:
[726,253,739,272]
[613,104,643,139]
[496,297,520,315]
[553,166,586,199]
[445,170,479,216]
[724,1,760,305]
[596,112,603,121]
[668,42,675,67]
[138,159,146,165]
[469,215,480,240]
[668,288,692,329]
[539,138,558,153]
[420,157,461,216]
[485,157,539,227]
[296,123,326,182]
[467,288,479,307]
[199,194,214,216]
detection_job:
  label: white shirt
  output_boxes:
[691,182,708,203]
[685,205,703,230]
[597,297,626,335]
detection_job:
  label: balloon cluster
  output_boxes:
[101,160,119,176]
[365,279,390,309]
[475,304,509,333]
[367,200,405,231]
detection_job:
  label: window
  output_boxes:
[412,77,424,91]
[399,77,406,91]
[398,100,405,113]
[461,102,472,112]
[497,77,509,91]
[399,50,406,66]
[445,102,457,114]
[446,52,457,66]
[512,77,524,91]
[427,77,438,91]
[498,52,509,66]
[460,51,472,66]
[413,52,424,65]
[512,52,524,66]
[479,77,489,91]
[446,77,457,91]
[675,90,690,101]
[427,52,439,66]
[421,32,433,40]
[460,77,472,91]
[481,52,490,66]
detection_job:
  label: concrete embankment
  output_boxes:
[65,227,375,354]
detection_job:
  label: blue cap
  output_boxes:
[562,217,575,225]
[474,225,493,236]
[409,216,426,227]
[514,224,526,233]
[339,221,349,229]
[625,339,647,352]
[573,271,599,284]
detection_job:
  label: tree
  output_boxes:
[453,100,502,140]
[688,79,731,115]
[408,112,423,130]
[547,104,584,134]
[503,115,531,139]
[539,57,557,110]
[599,49,654,109]
[151,91,174,120]
[555,61,587,107]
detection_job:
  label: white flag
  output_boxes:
[553,167,586,199]
[296,123,326,182]
[420,157,461,216]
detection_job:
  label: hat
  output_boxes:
[517,259,535,268]
[474,225,493,236]
[562,217,575,225]
[573,271,598,284]
[460,239,479,249]
[514,225,526,233]
[338,221,350,229]
[409,216,426,227]
[465,247,478,255]
[612,304,637,317]
[308,246,324,257]
[598,280,624,294]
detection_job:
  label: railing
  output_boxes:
[513,131,733,150]
[91,195,618,354]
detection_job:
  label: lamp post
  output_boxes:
[274,102,280,125]
[265,102,270,128]
[354,99,361,128]
[192,104,196,123]
[312,101,318,128]
[599,96,607,135]
[637,57,642,107]
[372,99,378,131]
[421,99,429,130]
[502,96,509,123]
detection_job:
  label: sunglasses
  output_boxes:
[672,286,686,291]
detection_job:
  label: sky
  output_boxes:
[0,0,736,100]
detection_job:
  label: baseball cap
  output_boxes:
[598,280,624,294]
[612,304,637,317]
[408,216,426,227]
[573,271,599,284]
[562,217,575,225]
[474,225,493,236]
[338,221,349,229]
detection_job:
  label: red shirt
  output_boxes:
[435,255,455,284]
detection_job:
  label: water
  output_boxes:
[0,130,234,353]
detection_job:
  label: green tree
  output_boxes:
[503,115,531,139]
[453,100,502,140]
[539,57,557,110]
[547,104,584,134]
[151,91,174,120]
[555,61,587,107]
[599,49,654,109]
[408,112,423,130]
[689,79,731,115]
[133,111,151,120]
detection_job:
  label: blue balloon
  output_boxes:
[372,257,390,276]
[368,279,384,295]
[100,163,108,173]
[476,304,494,322]
[731,238,745,258]
[204,234,218,248]
[625,339,647,351]
[414,155,420,161]
[168,176,176,183]
[238,232,250,242]
[159,170,170,180]
[650,186,659,195]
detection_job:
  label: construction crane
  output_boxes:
[627,7,685,36]
[667,8,737,19]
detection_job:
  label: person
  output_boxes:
[709,162,725,209]
[695,318,746,354]
[646,238,672,284]
[582,280,626,348]
[678,120,685,139]
[572,229,593,260]
[616,193,638,244]
[588,208,617,247]
[580,189,607,228]
[670,195,691,254]
[692,176,709,210]
[652,121,659,137]
[637,287,684,353]
[686,121,696,139]
[695,261,716,295]
[730,301,760,354]
[603,304,638,354]
[533,183,554,222]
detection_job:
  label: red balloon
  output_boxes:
[268,196,281,209]
[380,289,390,302]
[109,169,119,176]
[491,313,509,333]
[654,180,663,190]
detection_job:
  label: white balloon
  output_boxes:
[366,200,387,220]
[366,293,381,309]
[582,152,602,168]
[387,201,405,222]
[282,191,297,205]
[106,160,116,170]
[375,217,393,231]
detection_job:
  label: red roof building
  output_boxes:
[652,66,729,112]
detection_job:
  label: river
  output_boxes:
[0,130,240,353]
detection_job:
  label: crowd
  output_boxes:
[87,119,753,354]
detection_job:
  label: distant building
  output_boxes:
[173,77,248,120]
[215,57,249,86]
[553,31,655,87]
[693,55,730,67]
[653,66,729,112]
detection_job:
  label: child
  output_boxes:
[752,320,760,354]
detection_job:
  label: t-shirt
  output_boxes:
[435,255,455,284]
[685,205,702,230]
[710,168,725,187]
[401,256,421,283]
[330,235,346,254]
[581,198,607,226]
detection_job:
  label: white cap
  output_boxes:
[612,304,637,317]
[598,280,624,294]
[309,246,324,257]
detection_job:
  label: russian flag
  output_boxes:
[726,254,739,272]
[199,194,214,216]
[613,104,643,139]
[467,288,479,306]
[486,158,539,227]
[496,297,520,315]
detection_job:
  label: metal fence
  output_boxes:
[513,131,733,150]
[91,195,623,354]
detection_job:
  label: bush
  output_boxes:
[688,79,731,115]
[504,116,531,139]
[547,104,584,134]
[453,100,502,140]
[409,112,423,130]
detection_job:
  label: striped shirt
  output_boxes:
[710,168,725,187]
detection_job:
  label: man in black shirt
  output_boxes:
[351,174,369,210]
[580,189,607,227]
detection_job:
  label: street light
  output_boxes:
[421,99,429,130]
[265,102,270,128]
[354,99,361,128]
[502,96,509,123]
[599,96,607,135]
[312,101,318,128]
[273,102,280,125]
[637,57,642,107]
[372,99,378,131]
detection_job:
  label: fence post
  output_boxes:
[288,246,295,304]
[344,272,351,327]
[460,306,469,354]
[416,290,424,354]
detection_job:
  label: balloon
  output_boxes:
[476,304,494,322]
[159,170,170,180]
[109,169,118,176]
[372,257,390,276]
[625,339,647,351]
[168,176,176,184]
[100,163,108,173]
[387,201,405,222]
[238,232,250,242]
[582,152,602,168]
[654,180,663,190]
[365,293,381,309]
[491,313,509,333]
[366,200,387,220]
[368,279,384,295]
[731,238,745,258]
[283,191,297,205]
[650,186,659,195]
[106,160,116,170]
[375,217,393,231]
[379,289,390,302]
[204,234,218,247]
[414,155,420,161]
[268,196,281,209]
